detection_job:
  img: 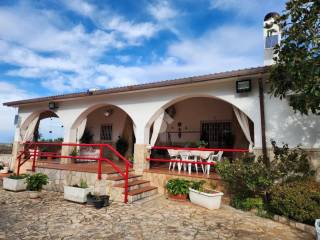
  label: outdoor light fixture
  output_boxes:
[48,102,58,110]
[236,79,251,93]
[104,109,113,117]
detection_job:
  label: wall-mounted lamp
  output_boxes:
[48,102,58,110]
[236,79,251,93]
[104,109,113,117]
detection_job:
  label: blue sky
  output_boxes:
[0,0,286,143]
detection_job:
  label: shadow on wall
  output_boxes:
[266,97,320,148]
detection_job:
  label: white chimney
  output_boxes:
[263,12,281,66]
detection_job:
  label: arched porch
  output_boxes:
[143,96,254,175]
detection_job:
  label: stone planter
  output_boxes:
[3,177,27,191]
[28,191,40,199]
[63,185,92,203]
[189,188,224,210]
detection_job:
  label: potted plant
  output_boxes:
[64,179,92,203]
[189,180,224,210]
[116,136,128,157]
[0,164,9,174]
[166,178,190,201]
[86,192,108,209]
[3,174,29,191]
[25,173,49,198]
[70,147,79,162]
[196,140,208,148]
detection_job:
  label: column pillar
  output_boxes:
[60,126,74,164]
[133,125,150,174]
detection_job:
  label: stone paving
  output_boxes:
[0,188,313,240]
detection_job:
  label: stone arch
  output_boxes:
[69,103,136,157]
[144,94,255,149]
[20,110,64,142]
[70,103,136,131]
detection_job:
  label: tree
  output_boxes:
[269,0,319,115]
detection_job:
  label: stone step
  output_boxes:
[114,180,150,191]
[107,174,142,183]
[127,186,158,203]
[105,169,134,178]
[132,193,163,205]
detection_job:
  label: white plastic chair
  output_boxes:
[168,149,179,171]
[179,151,192,174]
[190,150,204,173]
[205,151,223,175]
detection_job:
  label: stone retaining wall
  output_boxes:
[34,167,111,195]
[142,170,225,194]
[273,215,316,237]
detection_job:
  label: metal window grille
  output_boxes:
[100,124,112,141]
[201,121,232,148]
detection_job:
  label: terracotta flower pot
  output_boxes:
[169,193,188,201]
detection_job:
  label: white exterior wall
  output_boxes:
[264,93,320,148]
[14,76,319,150]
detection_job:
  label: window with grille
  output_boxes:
[200,121,232,148]
[100,124,112,141]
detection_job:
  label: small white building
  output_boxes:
[3,13,320,200]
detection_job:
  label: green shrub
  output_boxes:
[166,179,190,195]
[269,179,320,224]
[189,180,206,192]
[116,137,128,156]
[242,197,264,211]
[72,179,88,188]
[216,141,314,201]
[26,173,49,191]
[216,156,272,199]
[230,196,264,211]
[8,174,29,180]
[269,140,314,182]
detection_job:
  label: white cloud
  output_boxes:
[148,0,178,21]
[0,82,36,143]
[209,0,286,18]
[97,24,262,84]
[63,0,159,44]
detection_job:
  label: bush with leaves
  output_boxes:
[269,140,314,183]
[166,179,190,195]
[26,173,49,192]
[269,179,320,224]
[216,140,315,212]
[116,137,128,156]
[216,154,273,199]
[268,0,320,115]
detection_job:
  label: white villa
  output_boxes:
[3,13,320,202]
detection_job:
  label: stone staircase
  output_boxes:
[107,173,158,203]
[28,166,158,204]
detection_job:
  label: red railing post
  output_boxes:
[98,145,102,180]
[124,162,129,204]
[32,146,37,172]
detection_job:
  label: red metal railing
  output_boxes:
[17,141,133,203]
[147,146,249,167]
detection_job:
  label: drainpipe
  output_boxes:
[258,77,269,167]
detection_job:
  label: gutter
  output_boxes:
[258,76,269,166]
